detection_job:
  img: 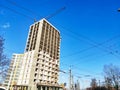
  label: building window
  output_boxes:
[36,63,39,66]
[34,73,37,77]
[35,68,38,71]
[43,55,45,58]
[37,59,39,61]
[34,79,36,82]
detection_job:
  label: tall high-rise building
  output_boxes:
[5,18,61,90]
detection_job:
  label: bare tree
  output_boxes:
[90,78,98,89]
[0,36,9,83]
[103,64,120,90]
[104,77,112,90]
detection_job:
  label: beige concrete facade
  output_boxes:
[24,18,60,89]
[5,18,61,90]
[4,53,24,90]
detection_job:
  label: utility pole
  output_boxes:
[69,67,72,90]
[76,80,80,90]
[99,80,101,90]
[72,75,75,90]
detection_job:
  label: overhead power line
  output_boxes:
[45,6,66,19]
[52,21,120,59]
[61,34,120,58]
[66,32,120,58]
[0,4,34,20]
[52,20,120,59]
[2,0,119,57]
[4,0,40,17]
[5,0,66,21]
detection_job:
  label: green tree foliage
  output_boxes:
[0,36,9,83]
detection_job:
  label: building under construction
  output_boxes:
[4,18,62,90]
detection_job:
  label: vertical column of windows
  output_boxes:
[39,26,44,52]
[29,25,35,51]
[38,21,47,82]
[50,28,52,57]
[50,28,54,57]
[54,31,60,83]
[29,28,33,51]
[49,26,52,57]
[54,32,59,75]
[44,23,47,52]
[56,32,60,83]
[28,23,39,51]
[48,25,53,81]
[47,25,52,82]
[31,24,36,50]
[52,29,55,83]
[45,22,49,53]
[46,24,50,54]
[54,30,57,59]
[57,33,60,59]
[48,24,50,53]
[53,29,56,59]
[32,24,36,50]
[55,32,60,82]
[54,31,57,60]
[33,22,39,50]
[26,26,33,51]
[43,22,47,53]
[47,25,50,53]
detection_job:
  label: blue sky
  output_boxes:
[0,0,120,88]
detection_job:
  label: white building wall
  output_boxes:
[18,50,35,85]
[6,54,24,90]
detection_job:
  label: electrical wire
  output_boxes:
[45,7,66,19]
[3,0,119,59]
[1,0,120,81]
[0,4,35,20]
[4,0,41,18]
[63,30,120,57]
[60,63,100,76]
[60,34,120,58]
[50,21,120,58]
[59,0,120,58]
[2,0,120,58]
[4,0,66,20]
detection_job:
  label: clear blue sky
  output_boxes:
[0,0,120,88]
